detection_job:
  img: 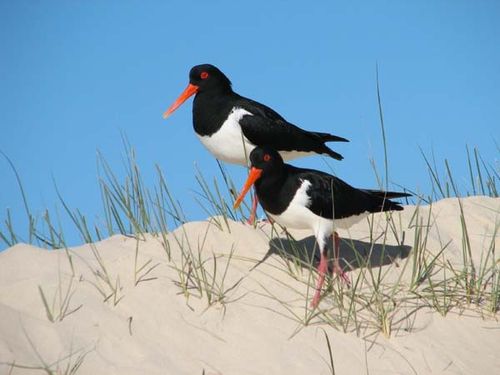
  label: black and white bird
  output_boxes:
[163,64,349,222]
[233,147,410,308]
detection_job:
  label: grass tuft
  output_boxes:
[1,127,498,340]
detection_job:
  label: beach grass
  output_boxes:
[1,92,499,373]
[1,132,498,319]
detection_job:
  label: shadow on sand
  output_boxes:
[254,234,412,272]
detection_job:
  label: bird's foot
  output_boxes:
[246,215,256,225]
[333,265,351,286]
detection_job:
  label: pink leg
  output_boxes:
[246,191,259,224]
[311,250,328,308]
[332,232,350,285]
[311,233,350,308]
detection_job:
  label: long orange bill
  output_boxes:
[233,167,263,209]
[163,83,199,119]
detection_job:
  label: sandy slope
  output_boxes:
[0,196,499,374]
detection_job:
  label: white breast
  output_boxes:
[197,107,256,165]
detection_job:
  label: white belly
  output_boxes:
[279,150,315,161]
[269,208,334,251]
[197,107,256,166]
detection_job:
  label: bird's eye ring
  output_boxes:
[263,154,271,162]
[201,72,209,79]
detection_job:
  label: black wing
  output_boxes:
[235,96,348,160]
[290,167,409,220]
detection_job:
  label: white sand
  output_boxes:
[1,196,499,374]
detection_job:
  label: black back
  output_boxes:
[250,147,411,220]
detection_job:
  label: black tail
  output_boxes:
[313,131,349,143]
[310,132,349,160]
[381,200,405,211]
[363,189,411,212]
[322,147,344,161]
[365,190,412,200]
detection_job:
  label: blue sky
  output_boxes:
[1,1,499,249]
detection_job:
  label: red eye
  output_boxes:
[263,154,271,162]
[200,71,209,79]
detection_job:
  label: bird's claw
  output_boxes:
[334,266,351,286]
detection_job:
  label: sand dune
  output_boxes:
[1,196,499,374]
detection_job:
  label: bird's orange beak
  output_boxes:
[233,167,263,209]
[163,83,199,119]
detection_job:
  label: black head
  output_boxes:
[234,146,285,210]
[188,64,232,93]
[249,146,285,174]
[163,64,233,119]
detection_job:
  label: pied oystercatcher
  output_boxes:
[163,64,349,221]
[233,147,410,308]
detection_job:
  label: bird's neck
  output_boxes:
[255,167,289,214]
[192,90,236,136]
